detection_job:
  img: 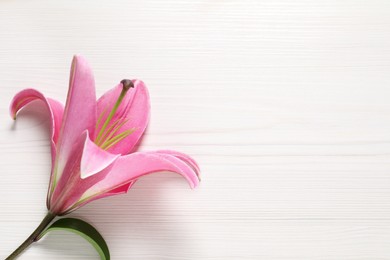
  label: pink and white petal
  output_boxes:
[46,98,64,144]
[103,181,136,195]
[95,79,150,155]
[50,131,118,214]
[61,181,137,215]
[10,88,64,164]
[54,55,97,186]
[153,150,201,177]
[81,152,199,202]
[80,132,120,179]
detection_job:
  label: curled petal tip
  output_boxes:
[193,176,201,188]
[11,107,18,120]
[71,55,80,64]
[73,54,83,60]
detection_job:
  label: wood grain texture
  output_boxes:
[1,0,390,259]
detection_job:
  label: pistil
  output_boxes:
[95,80,134,146]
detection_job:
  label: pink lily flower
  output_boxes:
[10,55,200,216]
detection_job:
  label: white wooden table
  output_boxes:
[1,1,390,259]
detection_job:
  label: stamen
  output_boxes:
[95,107,107,130]
[101,128,135,150]
[95,117,122,146]
[95,80,134,144]
[99,118,129,147]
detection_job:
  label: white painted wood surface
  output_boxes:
[1,0,390,259]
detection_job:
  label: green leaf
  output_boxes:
[37,218,110,260]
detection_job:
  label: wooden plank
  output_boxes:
[0,0,390,259]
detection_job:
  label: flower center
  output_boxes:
[94,79,135,150]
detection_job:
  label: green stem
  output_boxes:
[5,212,56,260]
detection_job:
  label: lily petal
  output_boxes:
[103,181,136,195]
[62,181,137,214]
[10,88,64,166]
[95,79,149,155]
[50,131,118,214]
[154,150,201,177]
[80,151,199,204]
[80,132,120,179]
[53,55,97,189]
